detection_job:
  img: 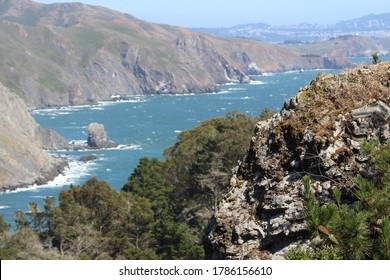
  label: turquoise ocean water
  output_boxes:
[0,57,387,225]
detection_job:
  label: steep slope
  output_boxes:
[0,0,350,109]
[0,81,67,191]
[205,62,390,259]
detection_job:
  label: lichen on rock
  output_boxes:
[204,62,390,260]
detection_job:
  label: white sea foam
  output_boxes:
[226,87,246,91]
[90,107,105,111]
[219,82,239,86]
[4,160,97,194]
[92,144,143,151]
[32,99,146,117]
[282,70,302,74]
[69,140,87,146]
[0,205,10,210]
[261,72,276,76]
[64,142,142,151]
[249,80,266,85]
[98,98,146,106]
[32,105,87,115]
[206,90,232,95]
[174,130,182,133]
[166,93,196,97]
[113,144,142,150]
[45,160,97,187]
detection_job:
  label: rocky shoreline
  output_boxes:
[0,157,68,193]
[0,120,119,193]
[0,77,118,193]
[0,0,351,110]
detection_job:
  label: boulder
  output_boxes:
[79,155,99,162]
[87,123,117,149]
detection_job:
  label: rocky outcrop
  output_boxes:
[0,81,67,192]
[87,123,117,149]
[0,0,350,110]
[37,126,70,150]
[205,62,390,259]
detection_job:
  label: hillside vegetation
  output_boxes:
[1,62,389,260]
[0,112,260,259]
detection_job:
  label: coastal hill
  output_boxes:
[0,0,349,109]
[282,35,387,58]
[1,63,389,259]
[192,13,390,57]
[205,62,390,259]
[0,81,67,191]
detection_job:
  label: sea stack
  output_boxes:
[87,123,117,149]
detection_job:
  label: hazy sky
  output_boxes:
[36,0,390,27]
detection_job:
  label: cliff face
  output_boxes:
[205,62,390,259]
[0,0,350,109]
[0,81,67,191]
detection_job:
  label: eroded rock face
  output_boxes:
[0,0,350,110]
[87,123,117,149]
[37,126,70,150]
[205,62,390,260]
[0,82,67,191]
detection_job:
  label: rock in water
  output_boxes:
[87,123,117,149]
[79,155,99,162]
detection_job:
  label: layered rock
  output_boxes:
[205,62,390,259]
[0,81,67,191]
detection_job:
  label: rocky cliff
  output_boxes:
[0,81,67,191]
[205,62,390,259]
[0,0,350,109]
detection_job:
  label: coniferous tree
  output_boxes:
[290,142,390,260]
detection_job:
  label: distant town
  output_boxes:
[191,13,390,43]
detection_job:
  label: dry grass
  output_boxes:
[283,62,390,142]
[265,62,390,178]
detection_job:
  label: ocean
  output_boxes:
[0,57,387,225]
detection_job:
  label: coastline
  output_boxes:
[0,156,68,193]
[26,65,352,112]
